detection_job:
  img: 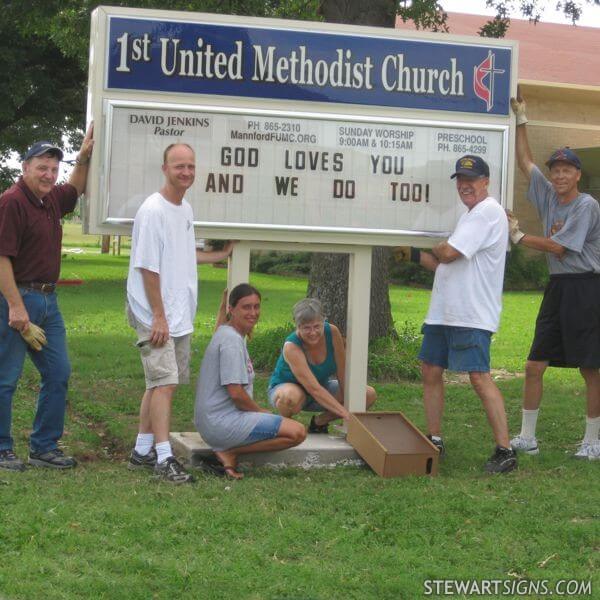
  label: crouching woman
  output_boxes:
[268,298,376,433]
[194,284,306,479]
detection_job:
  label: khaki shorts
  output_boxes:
[127,304,191,389]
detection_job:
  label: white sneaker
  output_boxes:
[510,435,539,455]
[589,444,600,461]
[574,441,600,460]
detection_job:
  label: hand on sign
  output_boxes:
[506,210,525,244]
[76,122,94,166]
[20,323,48,352]
[393,246,421,264]
[510,96,528,126]
[222,240,236,258]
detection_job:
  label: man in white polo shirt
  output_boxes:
[402,155,516,474]
[126,143,232,483]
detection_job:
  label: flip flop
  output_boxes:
[197,457,225,476]
[198,456,243,480]
[202,452,223,467]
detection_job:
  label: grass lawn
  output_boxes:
[1,248,598,600]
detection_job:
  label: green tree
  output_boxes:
[2,1,596,190]
[0,0,320,189]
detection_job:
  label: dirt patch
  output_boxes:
[444,369,523,384]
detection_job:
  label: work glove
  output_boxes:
[510,97,528,126]
[20,323,47,351]
[507,211,525,244]
[393,246,421,264]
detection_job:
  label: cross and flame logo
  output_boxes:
[473,50,505,112]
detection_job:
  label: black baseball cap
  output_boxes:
[450,155,490,179]
[545,147,581,170]
[23,141,64,162]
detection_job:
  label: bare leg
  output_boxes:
[579,368,600,418]
[214,418,306,478]
[148,384,177,443]
[273,384,305,418]
[422,362,445,436]
[138,389,153,433]
[523,360,548,410]
[470,372,510,448]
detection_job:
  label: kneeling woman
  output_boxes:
[194,284,306,479]
[268,298,376,432]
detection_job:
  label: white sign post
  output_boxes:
[86,6,518,412]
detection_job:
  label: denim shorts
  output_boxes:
[418,324,492,373]
[240,413,283,445]
[267,379,340,412]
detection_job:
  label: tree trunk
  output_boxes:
[307,1,397,340]
[101,235,110,254]
[307,247,395,338]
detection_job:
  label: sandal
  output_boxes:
[199,454,243,480]
[308,415,329,434]
[198,458,225,476]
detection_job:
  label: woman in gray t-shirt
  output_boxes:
[194,284,306,479]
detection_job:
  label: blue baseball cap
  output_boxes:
[450,155,490,179]
[545,147,581,170]
[23,141,63,162]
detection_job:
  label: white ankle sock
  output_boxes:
[520,409,539,439]
[583,416,600,443]
[134,433,154,456]
[155,441,173,464]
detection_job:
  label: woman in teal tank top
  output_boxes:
[268,298,376,434]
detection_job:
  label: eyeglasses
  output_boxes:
[298,322,324,334]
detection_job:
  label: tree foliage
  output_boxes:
[0,0,320,189]
[1,0,596,189]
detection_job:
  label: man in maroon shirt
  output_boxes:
[0,125,93,471]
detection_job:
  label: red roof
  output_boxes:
[396,12,600,87]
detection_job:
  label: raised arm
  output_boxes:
[68,122,94,195]
[511,97,535,179]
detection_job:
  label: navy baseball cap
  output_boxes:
[23,141,63,162]
[450,155,490,179]
[545,147,581,170]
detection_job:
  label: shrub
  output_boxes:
[389,245,548,291]
[248,322,294,372]
[368,322,421,381]
[251,251,311,276]
[504,244,548,290]
[389,260,434,287]
[249,320,422,382]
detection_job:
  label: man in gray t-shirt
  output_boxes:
[508,96,600,460]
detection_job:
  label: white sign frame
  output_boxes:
[84,5,519,247]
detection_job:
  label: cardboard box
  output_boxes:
[347,412,439,477]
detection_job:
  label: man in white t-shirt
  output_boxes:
[401,155,516,474]
[126,143,233,483]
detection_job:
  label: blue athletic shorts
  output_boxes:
[268,379,340,412]
[418,324,492,373]
[240,413,283,446]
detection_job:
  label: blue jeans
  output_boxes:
[418,324,492,373]
[0,289,71,453]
